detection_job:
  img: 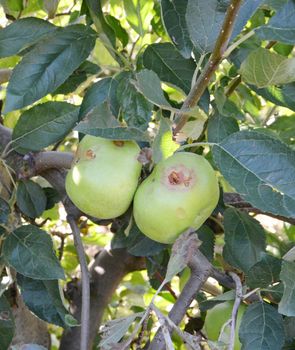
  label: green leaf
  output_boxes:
[239,302,285,350]
[207,112,239,143]
[78,101,118,128]
[152,117,179,164]
[16,180,47,218]
[0,17,56,58]
[151,1,167,38]
[86,0,116,48]
[105,15,129,48]
[251,83,295,112]
[223,208,266,273]
[0,295,14,350]
[186,0,262,54]
[53,60,101,95]
[213,130,295,219]
[4,25,96,113]
[264,0,288,11]
[0,198,10,225]
[117,72,153,130]
[99,312,144,350]
[186,0,227,54]
[284,316,295,343]
[256,1,295,44]
[214,87,245,119]
[112,223,166,257]
[197,226,215,262]
[246,254,282,289]
[177,108,207,141]
[230,1,263,39]
[77,125,149,142]
[3,0,23,12]
[269,116,295,146]
[160,0,192,58]
[79,77,112,119]
[44,187,61,210]
[142,43,196,95]
[17,274,72,327]
[279,260,295,316]
[146,249,170,289]
[12,102,79,153]
[240,48,295,88]
[43,0,59,18]
[164,231,201,283]
[79,72,128,120]
[262,283,284,304]
[135,69,171,108]
[123,0,154,36]
[3,225,65,280]
[76,102,150,142]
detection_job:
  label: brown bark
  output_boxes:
[60,249,145,350]
[148,250,212,350]
[9,291,51,348]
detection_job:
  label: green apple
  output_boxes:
[133,152,219,244]
[65,135,142,219]
[204,301,246,350]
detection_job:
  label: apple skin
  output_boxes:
[133,152,219,244]
[204,301,246,350]
[65,135,142,219]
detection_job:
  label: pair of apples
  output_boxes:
[65,136,219,244]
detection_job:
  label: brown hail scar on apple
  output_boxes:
[86,149,96,159]
[166,166,195,189]
[113,140,125,147]
[133,152,219,244]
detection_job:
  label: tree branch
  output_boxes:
[66,215,90,350]
[223,192,295,226]
[60,248,145,350]
[0,69,12,84]
[0,124,12,148]
[174,0,243,135]
[148,250,212,350]
[33,151,73,172]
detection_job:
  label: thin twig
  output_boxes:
[223,29,255,58]
[148,250,212,350]
[129,35,141,60]
[191,53,206,89]
[67,215,90,350]
[225,75,241,97]
[243,288,260,301]
[228,272,243,350]
[263,105,277,126]
[223,192,295,226]
[152,305,174,349]
[154,271,178,301]
[173,0,244,135]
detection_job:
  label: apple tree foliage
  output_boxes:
[0,0,295,349]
